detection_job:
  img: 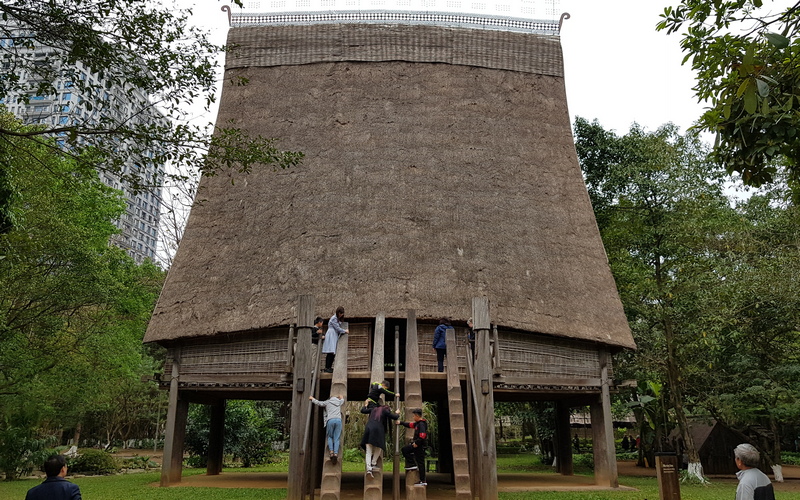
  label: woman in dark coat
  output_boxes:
[360,404,400,475]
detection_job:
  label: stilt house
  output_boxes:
[144,4,636,498]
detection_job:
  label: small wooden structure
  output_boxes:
[144,11,635,499]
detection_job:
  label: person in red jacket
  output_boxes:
[397,408,428,486]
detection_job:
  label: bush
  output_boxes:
[781,452,800,465]
[68,449,119,475]
[573,453,594,470]
[0,425,57,480]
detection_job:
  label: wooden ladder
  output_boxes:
[404,310,426,499]
[445,327,472,499]
[318,332,348,500]
[363,313,387,500]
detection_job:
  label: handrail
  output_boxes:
[465,343,487,456]
[286,324,296,372]
[392,325,400,500]
[301,334,324,454]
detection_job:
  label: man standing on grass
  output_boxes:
[26,455,81,500]
[734,443,774,500]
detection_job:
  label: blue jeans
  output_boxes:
[327,418,342,455]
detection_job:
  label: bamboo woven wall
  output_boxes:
[497,332,608,380]
[164,329,289,382]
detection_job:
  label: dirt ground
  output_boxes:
[113,450,800,497]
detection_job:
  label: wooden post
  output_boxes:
[404,310,426,500]
[207,399,226,475]
[555,401,573,476]
[161,348,188,486]
[473,297,498,500]
[288,295,315,500]
[591,350,619,488]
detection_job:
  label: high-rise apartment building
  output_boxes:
[1,37,164,264]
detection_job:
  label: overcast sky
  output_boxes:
[559,0,704,135]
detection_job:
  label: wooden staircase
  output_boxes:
[318,332,348,500]
[445,327,472,499]
[363,313,386,500]
[404,310,426,499]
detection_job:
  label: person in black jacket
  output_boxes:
[25,455,82,500]
[364,379,399,409]
[359,404,400,476]
[397,408,429,486]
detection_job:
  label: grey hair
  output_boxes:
[734,443,761,468]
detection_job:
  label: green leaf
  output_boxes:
[744,86,758,114]
[755,78,770,97]
[764,32,790,49]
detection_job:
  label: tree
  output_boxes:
[0,0,302,192]
[0,112,166,468]
[575,117,737,480]
[689,181,800,480]
[657,1,800,192]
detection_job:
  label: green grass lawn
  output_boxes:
[0,454,790,500]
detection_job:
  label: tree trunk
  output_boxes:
[72,422,82,447]
[663,316,707,482]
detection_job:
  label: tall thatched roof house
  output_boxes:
[146,7,634,498]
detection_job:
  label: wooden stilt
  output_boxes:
[473,297,498,500]
[288,295,316,500]
[555,401,573,476]
[161,348,188,486]
[591,350,619,488]
[207,399,225,475]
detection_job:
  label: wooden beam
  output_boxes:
[472,297,498,500]
[288,295,315,499]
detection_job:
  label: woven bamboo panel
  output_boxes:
[417,324,469,373]
[497,332,609,379]
[226,23,564,78]
[166,329,288,377]
[346,322,371,371]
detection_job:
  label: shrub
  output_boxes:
[573,453,594,470]
[68,449,119,475]
[781,452,800,465]
[0,425,57,480]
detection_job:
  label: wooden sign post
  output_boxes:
[656,453,681,500]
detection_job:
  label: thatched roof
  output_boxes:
[144,23,635,350]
